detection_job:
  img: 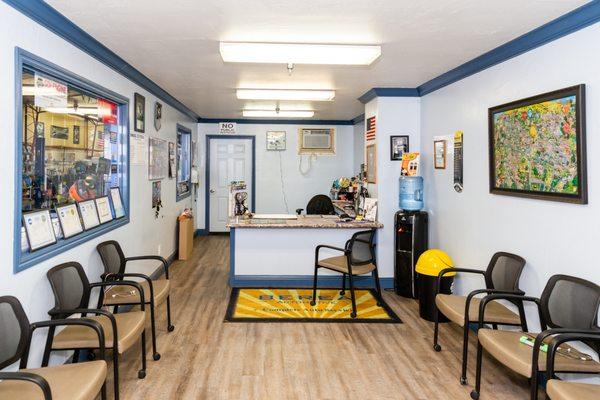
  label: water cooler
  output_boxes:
[394,176,428,298]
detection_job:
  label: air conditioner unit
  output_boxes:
[298,128,335,155]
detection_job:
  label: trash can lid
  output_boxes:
[416,249,455,277]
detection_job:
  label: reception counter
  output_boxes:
[228,215,386,287]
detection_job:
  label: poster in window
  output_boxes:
[51,125,69,140]
[34,73,67,108]
[56,203,83,239]
[98,98,118,124]
[78,199,100,230]
[110,187,125,218]
[73,125,80,144]
[95,196,113,224]
[168,142,176,178]
[148,137,168,180]
[134,92,145,133]
[35,121,45,138]
[23,209,57,251]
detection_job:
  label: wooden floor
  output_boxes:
[112,235,532,399]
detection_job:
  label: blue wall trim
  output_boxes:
[198,118,354,126]
[230,275,394,289]
[205,136,256,234]
[229,228,236,286]
[358,88,420,104]
[3,0,199,120]
[351,114,365,124]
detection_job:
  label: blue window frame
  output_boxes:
[176,124,192,201]
[14,48,130,273]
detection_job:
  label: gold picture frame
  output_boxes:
[434,140,446,169]
[366,144,377,183]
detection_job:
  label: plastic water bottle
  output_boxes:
[399,176,424,211]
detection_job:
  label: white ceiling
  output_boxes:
[47,0,588,120]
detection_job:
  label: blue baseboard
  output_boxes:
[194,228,209,237]
[230,275,394,289]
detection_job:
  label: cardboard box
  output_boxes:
[178,216,194,260]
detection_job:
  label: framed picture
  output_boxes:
[390,135,409,160]
[434,140,446,169]
[489,85,587,204]
[134,92,145,133]
[366,144,377,183]
[148,137,168,180]
[73,125,80,144]
[154,102,162,131]
[266,131,286,150]
[110,187,126,219]
[51,125,69,140]
[95,196,114,224]
[56,203,83,239]
[22,209,57,251]
[78,199,100,230]
[152,181,162,208]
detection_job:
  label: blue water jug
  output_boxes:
[399,176,424,211]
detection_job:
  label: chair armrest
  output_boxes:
[31,318,106,361]
[125,255,169,279]
[315,244,349,264]
[477,294,541,330]
[545,330,600,379]
[46,308,118,354]
[435,267,485,297]
[463,288,525,325]
[90,281,145,310]
[0,372,52,400]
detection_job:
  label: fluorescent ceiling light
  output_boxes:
[242,110,314,118]
[220,42,381,65]
[237,89,335,101]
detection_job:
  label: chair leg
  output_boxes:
[470,341,484,399]
[138,332,147,379]
[41,326,55,367]
[348,273,357,318]
[101,383,107,400]
[166,295,175,332]
[433,303,442,352]
[460,323,470,384]
[340,273,346,295]
[148,300,161,361]
[72,349,80,364]
[372,268,382,306]
[310,265,319,306]
[113,352,120,400]
[518,301,528,332]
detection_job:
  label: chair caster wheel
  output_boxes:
[340,290,345,295]
[168,325,175,332]
[460,377,468,385]
[153,353,161,361]
[470,390,479,399]
[310,301,316,306]
[350,312,357,318]
[138,370,146,379]
[433,344,442,352]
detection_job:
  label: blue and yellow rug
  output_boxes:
[225,288,401,323]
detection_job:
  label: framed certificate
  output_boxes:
[23,209,57,251]
[110,187,125,218]
[56,203,83,239]
[95,196,114,224]
[78,199,100,230]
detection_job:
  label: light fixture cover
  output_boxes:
[237,89,335,101]
[220,42,381,65]
[242,110,314,118]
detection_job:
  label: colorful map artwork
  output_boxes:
[492,95,579,194]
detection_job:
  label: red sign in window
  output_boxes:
[98,98,118,124]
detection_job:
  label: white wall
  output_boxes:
[352,120,365,174]
[196,123,354,230]
[420,24,600,329]
[0,2,197,367]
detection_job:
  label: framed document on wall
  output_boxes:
[95,196,114,224]
[23,209,57,251]
[110,187,125,218]
[78,200,100,230]
[56,204,83,239]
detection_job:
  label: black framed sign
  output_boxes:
[488,85,587,204]
[390,135,409,160]
[134,92,145,133]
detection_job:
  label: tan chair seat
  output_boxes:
[0,361,106,400]
[318,255,376,275]
[435,294,522,326]
[478,329,600,377]
[103,279,170,306]
[547,379,600,400]
[52,311,145,354]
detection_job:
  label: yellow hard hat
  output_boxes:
[416,249,455,277]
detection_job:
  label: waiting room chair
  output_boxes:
[470,274,600,400]
[44,262,148,400]
[433,252,527,384]
[311,229,381,318]
[545,331,600,400]
[0,295,107,400]
[96,240,174,362]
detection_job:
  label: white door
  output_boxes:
[209,138,253,232]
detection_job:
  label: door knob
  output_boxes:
[210,189,215,194]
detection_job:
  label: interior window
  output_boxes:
[176,125,191,200]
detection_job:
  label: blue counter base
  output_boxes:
[230,275,394,289]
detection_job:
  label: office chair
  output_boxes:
[433,252,528,384]
[311,229,381,318]
[97,240,174,362]
[44,262,148,400]
[0,295,107,400]
[470,274,600,400]
[305,194,335,215]
[545,331,600,399]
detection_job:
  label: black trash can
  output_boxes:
[415,249,455,322]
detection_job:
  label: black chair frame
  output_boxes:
[310,229,381,318]
[432,252,528,385]
[470,275,600,400]
[44,262,147,400]
[0,295,107,400]
[97,240,174,362]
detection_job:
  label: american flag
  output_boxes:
[366,116,376,141]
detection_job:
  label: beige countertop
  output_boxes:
[227,215,383,229]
